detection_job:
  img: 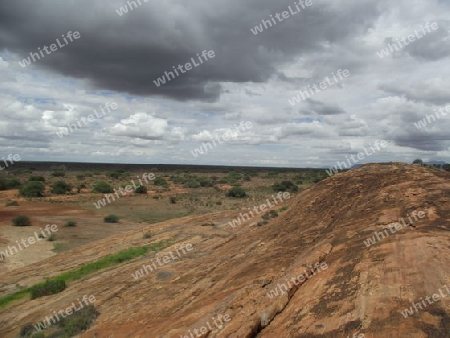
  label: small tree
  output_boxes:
[92,181,114,193]
[413,159,423,166]
[104,215,119,223]
[184,180,200,188]
[226,187,247,198]
[135,185,148,194]
[51,180,72,194]
[12,215,31,226]
[20,181,45,197]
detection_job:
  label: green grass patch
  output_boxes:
[0,241,171,310]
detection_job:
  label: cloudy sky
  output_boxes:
[0,0,449,168]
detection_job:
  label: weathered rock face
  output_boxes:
[1,163,450,337]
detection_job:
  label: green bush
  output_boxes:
[66,221,77,227]
[184,180,200,188]
[51,171,65,177]
[77,183,86,193]
[0,178,22,189]
[30,279,66,299]
[104,215,119,223]
[19,323,35,337]
[107,171,120,179]
[5,200,19,207]
[20,181,45,197]
[12,215,31,226]
[28,176,45,182]
[135,185,147,194]
[76,174,85,180]
[47,234,56,241]
[169,196,177,204]
[51,180,72,195]
[57,305,99,336]
[226,187,247,198]
[92,181,114,194]
[199,179,213,187]
[154,177,168,186]
[272,181,298,192]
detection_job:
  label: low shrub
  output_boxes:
[92,181,114,194]
[135,185,148,194]
[57,305,99,336]
[154,177,168,186]
[169,196,177,204]
[104,215,119,223]
[199,179,213,187]
[65,221,77,227]
[5,200,19,207]
[184,180,200,188]
[28,176,45,182]
[226,187,247,198]
[12,215,31,226]
[51,180,72,195]
[47,234,56,241]
[51,171,65,177]
[143,232,152,239]
[20,181,45,197]
[30,279,66,299]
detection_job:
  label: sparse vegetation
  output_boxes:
[5,200,19,206]
[272,180,299,192]
[28,176,45,182]
[0,242,171,309]
[135,185,148,194]
[184,180,201,188]
[47,234,56,241]
[226,187,247,198]
[30,279,66,299]
[12,215,31,226]
[51,180,72,194]
[92,181,114,194]
[65,220,77,227]
[20,181,45,197]
[104,214,119,223]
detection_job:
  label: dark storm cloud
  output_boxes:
[0,0,384,101]
[404,21,450,61]
[393,131,450,151]
[305,98,346,115]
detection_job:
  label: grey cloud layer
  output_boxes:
[0,0,383,101]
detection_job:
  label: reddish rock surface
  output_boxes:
[1,163,449,337]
